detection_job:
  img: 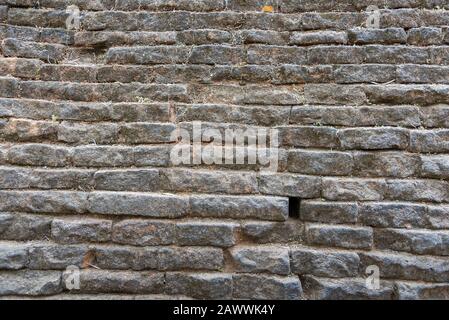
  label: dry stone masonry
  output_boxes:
[0,0,449,299]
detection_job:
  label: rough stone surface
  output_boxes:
[0,270,62,296]
[359,202,430,228]
[0,243,28,269]
[87,192,189,218]
[232,274,302,300]
[305,224,373,250]
[63,270,164,294]
[165,273,232,299]
[374,229,449,256]
[136,247,224,271]
[112,220,174,246]
[300,201,358,224]
[0,213,51,241]
[0,0,448,300]
[241,220,304,244]
[176,221,237,247]
[190,195,288,221]
[396,282,449,300]
[51,218,112,244]
[302,276,395,300]
[290,247,360,278]
[258,173,321,198]
[359,251,449,282]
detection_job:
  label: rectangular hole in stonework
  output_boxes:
[288,197,300,219]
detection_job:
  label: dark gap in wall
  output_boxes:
[288,197,300,219]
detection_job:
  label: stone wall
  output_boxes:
[0,0,449,299]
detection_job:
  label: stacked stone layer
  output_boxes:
[0,0,449,299]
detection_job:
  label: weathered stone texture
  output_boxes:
[0,0,448,300]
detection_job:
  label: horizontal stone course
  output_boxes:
[352,152,420,178]
[165,272,232,299]
[359,251,449,282]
